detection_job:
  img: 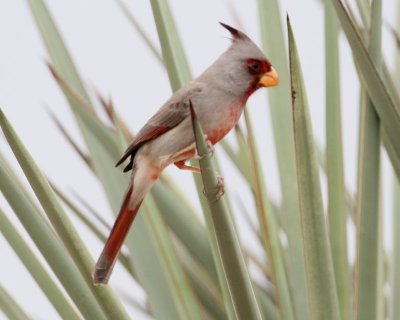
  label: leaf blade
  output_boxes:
[353,1,383,319]
[0,283,31,320]
[244,108,294,320]
[0,207,81,320]
[288,17,340,320]
[324,1,350,318]
[0,109,130,320]
[190,103,262,320]
[148,1,237,316]
[0,152,107,320]
[329,0,400,169]
[258,2,309,317]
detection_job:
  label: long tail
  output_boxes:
[93,183,142,285]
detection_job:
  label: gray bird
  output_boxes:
[93,22,279,284]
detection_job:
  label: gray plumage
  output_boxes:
[93,22,278,284]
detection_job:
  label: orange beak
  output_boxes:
[258,67,279,87]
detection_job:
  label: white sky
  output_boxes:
[0,0,398,318]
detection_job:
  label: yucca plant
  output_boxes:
[1,0,400,319]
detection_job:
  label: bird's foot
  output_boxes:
[203,172,225,202]
[174,161,201,173]
[215,174,225,200]
[194,135,214,160]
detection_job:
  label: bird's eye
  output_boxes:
[251,62,260,71]
[247,59,262,74]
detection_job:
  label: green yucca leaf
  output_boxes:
[355,87,381,320]
[27,0,126,216]
[219,138,248,180]
[383,132,400,178]
[330,0,400,173]
[0,283,30,320]
[0,152,48,214]
[0,154,107,319]
[27,3,205,313]
[356,0,371,27]
[258,2,308,317]
[122,0,241,248]
[150,0,191,90]
[158,173,197,214]
[59,83,211,277]
[130,194,204,320]
[382,66,400,103]
[175,240,226,319]
[116,0,164,65]
[148,0,215,221]
[74,189,114,230]
[124,194,207,320]
[354,0,383,319]
[350,0,400,179]
[190,103,262,320]
[391,5,400,319]
[148,0,237,316]
[392,177,400,320]
[151,183,217,277]
[13,1,399,319]
[288,18,340,320]
[47,110,92,168]
[118,0,248,198]
[244,108,294,320]
[113,144,207,317]
[47,65,121,158]
[0,208,81,320]
[51,62,210,318]
[234,126,253,183]
[105,100,217,279]
[27,0,91,105]
[52,185,110,240]
[324,1,350,319]
[98,87,215,279]
[102,90,205,319]
[316,144,356,225]
[0,110,130,319]
[51,185,135,277]
[254,285,279,320]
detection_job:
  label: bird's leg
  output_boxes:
[174,160,201,173]
[194,134,214,160]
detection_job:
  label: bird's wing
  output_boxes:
[116,84,203,172]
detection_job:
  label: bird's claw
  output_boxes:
[195,135,214,160]
[203,172,225,202]
[215,174,225,200]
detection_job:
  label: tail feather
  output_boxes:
[93,184,142,285]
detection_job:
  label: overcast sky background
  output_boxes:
[0,0,398,318]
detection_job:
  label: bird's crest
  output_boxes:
[219,22,250,41]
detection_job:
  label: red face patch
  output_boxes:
[243,58,272,101]
[246,59,272,75]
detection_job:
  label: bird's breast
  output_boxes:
[205,102,244,144]
[140,97,245,168]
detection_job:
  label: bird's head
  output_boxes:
[206,22,279,99]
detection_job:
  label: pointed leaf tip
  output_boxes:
[189,99,195,120]
[46,62,59,80]
[189,100,199,141]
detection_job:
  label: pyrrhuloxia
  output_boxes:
[93,22,279,284]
